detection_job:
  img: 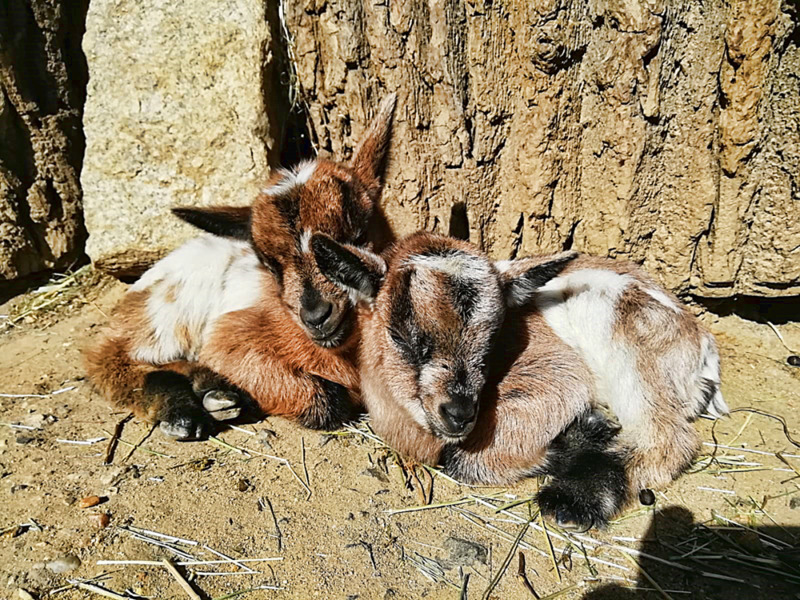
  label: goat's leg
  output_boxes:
[536,410,629,530]
[83,335,216,439]
[200,311,360,430]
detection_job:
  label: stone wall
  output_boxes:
[80,0,289,276]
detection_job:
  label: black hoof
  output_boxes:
[202,390,242,421]
[537,483,607,531]
[159,402,213,440]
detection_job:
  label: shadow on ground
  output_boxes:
[583,506,800,600]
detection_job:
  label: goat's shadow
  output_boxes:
[582,505,800,600]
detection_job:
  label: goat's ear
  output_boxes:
[497,251,578,308]
[311,233,386,303]
[351,93,397,199]
[171,206,251,240]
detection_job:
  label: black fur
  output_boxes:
[696,377,719,418]
[388,271,434,372]
[299,376,359,430]
[505,252,578,307]
[253,246,283,284]
[440,444,463,478]
[144,371,214,440]
[312,234,382,300]
[537,410,629,530]
[447,276,479,322]
[171,206,251,240]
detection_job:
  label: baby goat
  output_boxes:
[84,95,397,439]
[311,232,726,529]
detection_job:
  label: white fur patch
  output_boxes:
[697,333,728,418]
[294,160,317,185]
[409,252,501,324]
[299,229,311,254]
[535,269,650,432]
[644,287,680,313]
[130,234,265,363]
[408,253,493,282]
[262,160,318,197]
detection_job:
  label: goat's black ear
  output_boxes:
[171,206,251,240]
[499,251,578,308]
[311,233,386,303]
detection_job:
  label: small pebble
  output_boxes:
[639,489,656,506]
[17,589,35,600]
[78,496,101,509]
[444,536,488,567]
[790,497,800,510]
[88,513,110,528]
[45,554,81,573]
[787,355,800,367]
[15,433,37,445]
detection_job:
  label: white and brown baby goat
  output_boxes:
[311,232,726,529]
[83,95,397,439]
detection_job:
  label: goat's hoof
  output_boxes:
[537,484,611,532]
[202,390,242,421]
[159,403,211,440]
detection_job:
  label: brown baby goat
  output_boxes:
[83,95,397,439]
[311,232,726,529]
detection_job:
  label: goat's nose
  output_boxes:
[300,286,333,328]
[440,401,477,432]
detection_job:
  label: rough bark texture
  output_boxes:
[80,0,290,276]
[0,0,89,280]
[286,0,799,298]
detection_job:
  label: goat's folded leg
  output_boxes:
[536,410,629,531]
[187,365,254,422]
[83,336,239,440]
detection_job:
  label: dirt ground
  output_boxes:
[1,276,799,600]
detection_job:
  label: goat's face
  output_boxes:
[313,231,580,439]
[172,95,397,348]
[381,240,505,440]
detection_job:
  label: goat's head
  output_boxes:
[172,94,397,347]
[312,231,577,441]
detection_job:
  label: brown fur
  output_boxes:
[314,232,725,520]
[84,95,398,435]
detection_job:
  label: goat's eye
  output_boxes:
[389,326,433,368]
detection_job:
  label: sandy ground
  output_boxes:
[1,277,799,600]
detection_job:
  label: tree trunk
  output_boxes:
[0,0,88,280]
[285,0,799,298]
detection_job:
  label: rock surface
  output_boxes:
[285,0,800,297]
[0,0,89,280]
[81,0,289,275]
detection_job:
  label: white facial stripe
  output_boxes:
[419,363,444,388]
[299,229,311,254]
[262,160,318,197]
[408,253,491,282]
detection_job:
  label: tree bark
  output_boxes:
[285,0,800,298]
[0,0,88,280]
